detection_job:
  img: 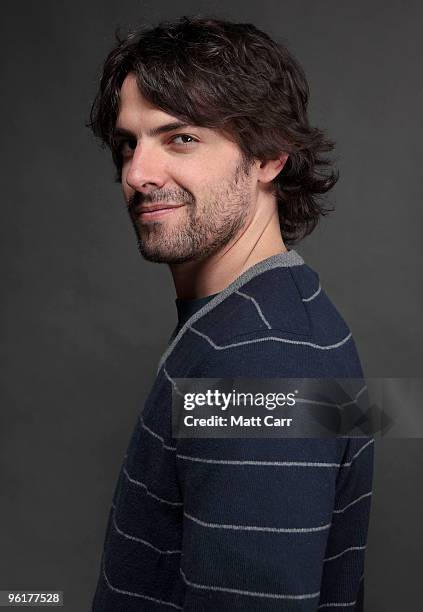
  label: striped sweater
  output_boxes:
[92,249,374,611]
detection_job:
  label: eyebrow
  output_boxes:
[113,121,193,139]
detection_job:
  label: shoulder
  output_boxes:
[186,263,363,378]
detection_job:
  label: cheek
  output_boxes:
[174,161,227,193]
[169,167,201,194]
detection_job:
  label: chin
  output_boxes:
[137,245,196,264]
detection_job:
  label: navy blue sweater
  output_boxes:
[92,249,374,611]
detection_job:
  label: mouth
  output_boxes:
[135,203,186,221]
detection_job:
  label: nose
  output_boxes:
[125,143,167,194]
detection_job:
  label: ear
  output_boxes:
[257,154,289,184]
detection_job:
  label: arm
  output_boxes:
[318,436,375,611]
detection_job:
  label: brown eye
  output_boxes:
[171,134,198,145]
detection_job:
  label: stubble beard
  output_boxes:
[131,159,253,264]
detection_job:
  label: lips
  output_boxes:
[135,203,185,214]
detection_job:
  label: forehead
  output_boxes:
[116,73,169,129]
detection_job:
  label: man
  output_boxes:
[89,16,374,611]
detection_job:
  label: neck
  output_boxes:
[169,204,287,299]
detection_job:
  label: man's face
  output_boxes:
[115,73,257,264]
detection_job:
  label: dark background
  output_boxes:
[1,1,422,610]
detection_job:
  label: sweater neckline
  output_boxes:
[175,292,219,325]
[157,248,304,373]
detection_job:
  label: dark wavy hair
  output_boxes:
[88,15,338,245]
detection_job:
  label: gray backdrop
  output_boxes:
[1,1,422,610]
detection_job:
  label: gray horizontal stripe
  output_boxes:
[140,417,177,451]
[189,327,352,351]
[123,466,183,507]
[113,511,181,554]
[102,559,182,609]
[324,545,366,562]
[318,600,358,608]
[184,511,331,533]
[338,384,367,409]
[140,421,373,469]
[177,453,341,468]
[340,439,375,467]
[317,575,364,608]
[333,491,372,514]
[180,567,320,600]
